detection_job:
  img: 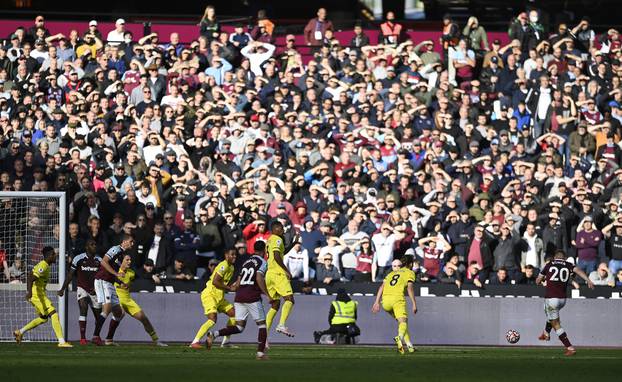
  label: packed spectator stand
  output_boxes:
[2,7,622,292]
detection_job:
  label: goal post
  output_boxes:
[0,191,67,342]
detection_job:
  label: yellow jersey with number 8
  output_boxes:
[382,268,416,300]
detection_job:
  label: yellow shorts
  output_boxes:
[119,296,142,316]
[382,298,407,319]
[30,295,55,317]
[201,289,233,316]
[266,271,293,300]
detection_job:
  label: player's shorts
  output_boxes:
[119,295,142,316]
[76,286,101,309]
[94,279,120,306]
[382,298,407,320]
[544,298,566,321]
[30,293,55,317]
[200,289,233,316]
[266,271,293,300]
[234,301,266,322]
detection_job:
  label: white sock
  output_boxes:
[555,328,565,336]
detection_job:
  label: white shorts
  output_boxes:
[544,298,566,321]
[234,301,266,323]
[94,279,119,306]
[77,286,102,309]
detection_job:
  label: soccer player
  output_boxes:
[111,254,167,346]
[92,235,135,345]
[535,250,594,356]
[207,241,270,359]
[13,246,72,347]
[189,249,238,349]
[265,221,295,337]
[372,257,417,354]
[58,239,102,345]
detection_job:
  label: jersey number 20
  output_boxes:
[240,268,255,285]
[550,267,570,282]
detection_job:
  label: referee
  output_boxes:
[313,288,360,344]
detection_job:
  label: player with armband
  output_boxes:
[58,239,102,345]
[111,254,167,346]
[372,257,417,354]
[14,246,72,347]
[207,241,270,359]
[535,250,594,356]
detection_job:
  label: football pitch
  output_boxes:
[1,343,621,382]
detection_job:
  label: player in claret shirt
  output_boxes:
[14,246,72,347]
[58,239,102,345]
[207,241,270,360]
[536,250,594,356]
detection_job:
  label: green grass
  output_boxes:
[0,343,621,382]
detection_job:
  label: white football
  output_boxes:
[506,330,520,344]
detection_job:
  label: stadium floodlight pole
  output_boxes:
[0,191,67,341]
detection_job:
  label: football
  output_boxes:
[506,330,520,344]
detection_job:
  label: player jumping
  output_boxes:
[207,241,270,360]
[92,235,135,346]
[111,254,167,346]
[14,246,72,347]
[372,257,417,354]
[58,239,102,345]
[190,249,238,349]
[535,250,594,356]
[265,221,295,338]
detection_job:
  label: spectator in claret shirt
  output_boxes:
[575,216,602,275]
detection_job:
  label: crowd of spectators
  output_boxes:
[2,7,622,289]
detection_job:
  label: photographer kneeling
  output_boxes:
[313,288,360,344]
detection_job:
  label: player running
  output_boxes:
[372,257,417,354]
[207,241,270,360]
[14,246,72,347]
[109,254,167,346]
[190,249,238,349]
[92,235,135,346]
[58,239,102,345]
[535,250,594,356]
[265,221,295,338]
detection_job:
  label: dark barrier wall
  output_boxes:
[67,292,622,346]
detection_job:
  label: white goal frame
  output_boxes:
[0,191,67,341]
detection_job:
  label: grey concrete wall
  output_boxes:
[67,292,622,346]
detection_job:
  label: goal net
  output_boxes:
[0,192,67,342]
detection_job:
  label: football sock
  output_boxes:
[403,332,413,347]
[193,319,215,343]
[20,316,47,334]
[227,317,237,327]
[215,325,242,338]
[106,316,121,341]
[398,322,408,341]
[50,313,65,343]
[258,325,267,352]
[556,328,572,347]
[266,308,278,329]
[148,331,158,341]
[545,322,552,334]
[94,312,108,337]
[79,316,87,339]
[279,301,293,326]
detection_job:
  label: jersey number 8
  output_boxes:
[240,268,255,285]
[389,274,400,286]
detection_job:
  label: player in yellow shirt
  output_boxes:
[190,249,238,348]
[265,221,295,337]
[106,254,167,346]
[13,246,72,347]
[372,257,417,354]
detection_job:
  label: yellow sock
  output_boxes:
[50,313,65,343]
[398,322,408,341]
[148,331,158,341]
[227,317,236,327]
[279,301,293,327]
[403,332,413,347]
[20,317,47,334]
[193,319,215,343]
[266,308,278,330]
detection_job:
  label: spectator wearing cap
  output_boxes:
[166,258,194,281]
[446,208,475,263]
[371,223,396,281]
[300,217,326,261]
[303,8,333,48]
[106,18,126,46]
[575,216,603,275]
[173,216,201,272]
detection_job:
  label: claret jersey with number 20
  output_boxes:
[540,259,575,299]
